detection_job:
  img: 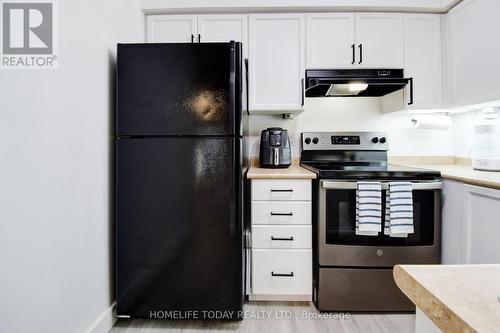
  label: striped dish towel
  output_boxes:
[384,182,414,237]
[356,181,382,236]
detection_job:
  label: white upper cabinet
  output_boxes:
[355,13,404,68]
[197,14,248,56]
[448,0,500,107]
[306,13,403,69]
[249,14,306,113]
[306,13,355,68]
[404,14,443,109]
[147,14,248,53]
[147,15,197,43]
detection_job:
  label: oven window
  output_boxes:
[325,189,435,246]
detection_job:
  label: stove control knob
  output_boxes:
[304,137,311,145]
[371,137,379,143]
[312,137,319,144]
[379,137,386,144]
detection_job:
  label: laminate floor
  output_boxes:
[110,302,415,333]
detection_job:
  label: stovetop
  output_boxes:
[300,162,441,180]
[299,132,442,180]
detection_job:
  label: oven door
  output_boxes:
[318,180,442,267]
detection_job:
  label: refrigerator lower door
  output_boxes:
[116,137,243,319]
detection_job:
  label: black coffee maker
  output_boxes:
[259,127,292,168]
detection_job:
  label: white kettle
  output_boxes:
[471,107,500,171]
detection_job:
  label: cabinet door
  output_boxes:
[147,15,197,43]
[306,13,355,68]
[463,185,500,264]
[197,14,248,57]
[249,14,305,113]
[355,13,404,68]
[404,14,443,109]
[448,0,500,106]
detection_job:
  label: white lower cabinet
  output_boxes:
[463,184,500,264]
[442,180,500,264]
[250,179,312,301]
[252,179,311,201]
[251,201,311,225]
[252,225,312,249]
[252,249,312,296]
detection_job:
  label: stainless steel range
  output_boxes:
[300,131,442,312]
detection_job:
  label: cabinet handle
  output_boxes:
[408,77,414,105]
[198,34,201,43]
[191,34,194,43]
[270,189,293,192]
[271,271,294,277]
[358,44,363,64]
[270,212,293,216]
[301,78,304,106]
[351,44,355,64]
[271,236,294,241]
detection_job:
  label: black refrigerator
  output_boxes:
[115,42,245,320]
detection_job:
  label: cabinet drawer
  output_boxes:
[252,225,311,249]
[252,179,311,201]
[251,201,311,225]
[252,249,312,295]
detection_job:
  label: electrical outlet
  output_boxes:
[289,135,298,147]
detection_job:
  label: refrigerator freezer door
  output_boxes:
[116,137,243,319]
[117,43,242,137]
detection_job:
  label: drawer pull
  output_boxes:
[270,189,294,193]
[270,212,293,216]
[271,271,294,277]
[271,236,294,241]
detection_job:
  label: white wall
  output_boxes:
[0,1,144,333]
[249,98,454,157]
[451,111,478,157]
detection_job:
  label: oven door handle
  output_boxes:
[321,181,443,190]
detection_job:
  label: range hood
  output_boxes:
[305,69,413,103]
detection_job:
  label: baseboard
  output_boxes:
[86,303,117,333]
[248,294,312,302]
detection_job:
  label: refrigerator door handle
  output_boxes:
[229,139,236,236]
[228,41,236,136]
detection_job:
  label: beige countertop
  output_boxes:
[394,264,500,333]
[246,164,316,179]
[392,160,500,190]
[246,156,500,186]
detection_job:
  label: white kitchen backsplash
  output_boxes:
[248,98,454,157]
[451,111,478,158]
